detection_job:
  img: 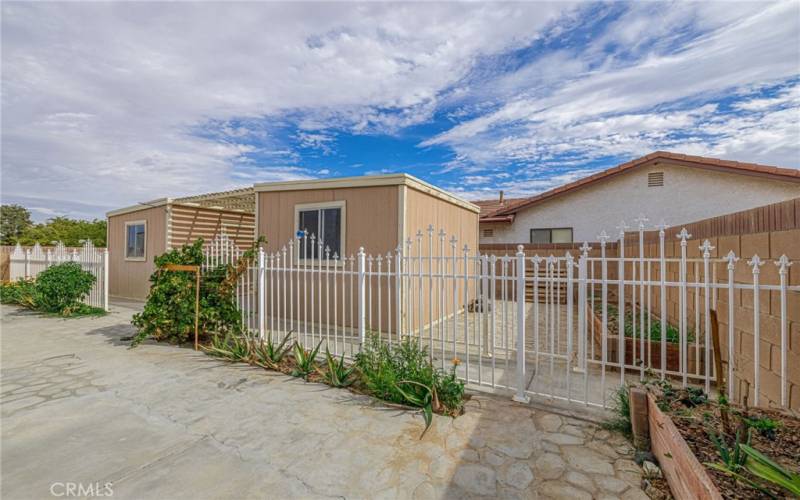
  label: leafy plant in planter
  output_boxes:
[740,444,800,496]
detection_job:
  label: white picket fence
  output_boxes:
[203,219,798,412]
[8,241,109,311]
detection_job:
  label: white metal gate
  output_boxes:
[205,217,797,412]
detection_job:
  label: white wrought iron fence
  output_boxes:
[204,217,798,412]
[8,241,109,311]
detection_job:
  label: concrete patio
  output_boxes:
[1,302,648,499]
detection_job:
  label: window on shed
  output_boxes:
[530,228,573,244]
[297,204,344,259]
[648,171,664,187]
[125,221,146,260]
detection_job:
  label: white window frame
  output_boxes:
[124,220,147,262]
[294,200,346,264]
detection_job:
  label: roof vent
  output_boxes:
[482,228,494,238]
[648,171,664,187]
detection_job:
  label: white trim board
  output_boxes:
[106,198,170,218]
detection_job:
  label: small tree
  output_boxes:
[0,204,32,244]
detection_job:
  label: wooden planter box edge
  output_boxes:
[647,392,722,500]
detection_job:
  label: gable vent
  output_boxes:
[648,171,664,187]
[482,228,494,238]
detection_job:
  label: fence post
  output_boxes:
[103,249,110,311]
[513,245,530,403]
[357,247,366,346]
[24,249,31,279]
[776,255,791,408]
[258,248,266,341]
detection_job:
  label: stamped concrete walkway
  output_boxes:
[1,303,647,499]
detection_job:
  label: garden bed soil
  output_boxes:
[653,387,799,499]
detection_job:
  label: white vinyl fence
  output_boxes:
[8,241,109,311]
[204,218,798,412]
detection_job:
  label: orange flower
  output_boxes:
[452,357,462,366]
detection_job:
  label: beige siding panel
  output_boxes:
[169,204,255,249]
[107,206,167,300]
[257,186,400,332]
[257,186,399,255]
[403,186,481,333]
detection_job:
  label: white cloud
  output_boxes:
[1,2,570,217]
[424,1,800,168]
[1,1,798,220]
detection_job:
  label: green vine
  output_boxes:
[130,237,264,347]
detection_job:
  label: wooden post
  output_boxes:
[710,310,724,393]
[161,264,201,350]
[629,387,650,451]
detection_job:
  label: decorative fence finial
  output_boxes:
[723,250,739,270]
[597,230,609,246]
[775,254,792,274]
[699,239,715,258]
[677,228,691,246]
[748,254,764,274]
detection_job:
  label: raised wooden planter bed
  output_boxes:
[646,392,723,499]
[587,305,707,374]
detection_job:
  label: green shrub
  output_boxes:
[130,239,258,347]
[604,384,632,436]
[356,334,465,416]
[34,262,96,316]
[0,279,37,308]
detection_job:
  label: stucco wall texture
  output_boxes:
[481,162,800,244]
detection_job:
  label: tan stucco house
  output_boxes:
[476,152,800,245]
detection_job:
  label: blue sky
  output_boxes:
[2,1,799,220]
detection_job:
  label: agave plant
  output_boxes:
[292,341,322,381]
[740,444,800,496]
[252,331,294,369]
[202,332,253,362]
[394,379,442,439]
[323,348,356,387]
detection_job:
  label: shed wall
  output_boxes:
[107,206,167,299]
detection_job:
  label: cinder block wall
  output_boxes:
[622,198,800,410]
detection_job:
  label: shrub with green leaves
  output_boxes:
[356,334,465,417]
[34,262,96,316]
[130,239,256,347]
[0,279,37,308]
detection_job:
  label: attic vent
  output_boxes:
[648,171,664,187]
[482,228,494,238]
